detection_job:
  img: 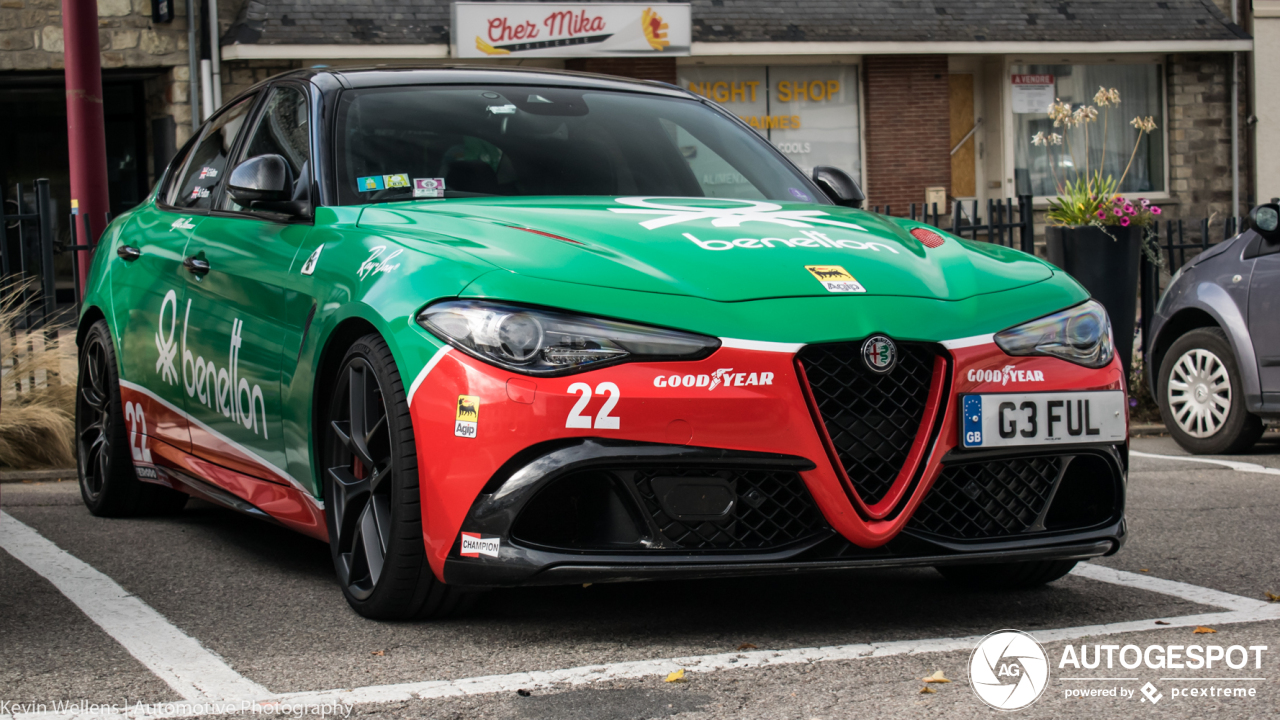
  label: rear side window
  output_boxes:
[166,95,255,210]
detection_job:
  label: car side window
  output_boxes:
[222,86,311,213]
[168,95,255,210]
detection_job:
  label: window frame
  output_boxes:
[1000,53,1170,205]
[157,91,263,214]
[210,80,317,225]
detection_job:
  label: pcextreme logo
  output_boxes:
[153,289,269,438]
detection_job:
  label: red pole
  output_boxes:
[62,0,110,292]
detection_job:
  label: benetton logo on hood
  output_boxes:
[610,197,870,231]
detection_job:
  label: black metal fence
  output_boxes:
[1139,215,1243,353]
[1,179,57,333]
[1,179,101,332]
[871,195,1035,255]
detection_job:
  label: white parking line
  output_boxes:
[5,511,1280,720]
[1131,449,1280,476]
[0,512,269,705]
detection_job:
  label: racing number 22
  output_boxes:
[566,382,621,430]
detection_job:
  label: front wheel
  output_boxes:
[322,334,475,620]
[935,560,1078,589]
[1158,328,1263,454]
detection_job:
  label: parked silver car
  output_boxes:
[1147,203,1280,453]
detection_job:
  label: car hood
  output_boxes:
[357,196,1055,302]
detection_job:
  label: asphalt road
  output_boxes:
[2,434,1279,719]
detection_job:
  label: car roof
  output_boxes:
[264,64,694,99]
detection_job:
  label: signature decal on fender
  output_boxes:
[169,218,196,231]
[358,245,403,280]
[153,289,270,438]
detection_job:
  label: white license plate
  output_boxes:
[960,391,1126,448]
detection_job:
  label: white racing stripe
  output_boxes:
[5,554,1278,720]
[1131,449,1280,476]
[718,337,806,354]
[118,380,320,508]
[0,512,270,705]
[939,333,995,350]
[406,345,453,405]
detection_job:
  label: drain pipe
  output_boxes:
[1232,0,1240,218]
[208,0,223,108]
[199,0,213,120]
[186,0,199,129]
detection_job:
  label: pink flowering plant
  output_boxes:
[1032,86,1161,227]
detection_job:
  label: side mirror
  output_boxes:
[1248,202,1280,241]
[227,154,308,215]
[811,166,865,209]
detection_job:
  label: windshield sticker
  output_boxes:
[385,173,410,189]
[357,175,385,192]
[455,395,479,438]
[611,197,869,232]
[682,230,899,254]
[414,178,446,198]
[300,245,322,276]
[357,245,403,280]
[788,187,811,201]
[189,186,210,200]
[198,167,218,179]
[806,265,866,293]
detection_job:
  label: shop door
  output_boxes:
[949,74,976,199]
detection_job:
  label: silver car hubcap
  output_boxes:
[1167,348,1231,438]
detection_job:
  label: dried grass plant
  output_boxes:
[0,281,76,469]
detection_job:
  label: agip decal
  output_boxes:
[455,395,479,438]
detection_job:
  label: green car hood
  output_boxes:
[357,197,1054,302]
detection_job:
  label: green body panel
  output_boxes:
[358,198,1055,302]
[82,191,1087,502]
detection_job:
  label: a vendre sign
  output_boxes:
[452,2,691,58]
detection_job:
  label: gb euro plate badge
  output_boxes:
[961,391,1126,448]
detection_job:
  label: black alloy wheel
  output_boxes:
[322,334,477,619]
[76,320,187,516]
[327,354,395,600]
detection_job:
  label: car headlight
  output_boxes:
[417,300,720,375]
[994,299,1114,368]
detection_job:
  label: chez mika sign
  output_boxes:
[452,2,692,58]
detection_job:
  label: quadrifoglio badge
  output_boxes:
[969,629,1269,710]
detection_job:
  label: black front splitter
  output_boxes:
[444,538,1117,587]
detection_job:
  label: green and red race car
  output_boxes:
[76,67,1128,619]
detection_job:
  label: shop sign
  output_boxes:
[677,66,861,184]
[1012,74,1056,114]
[452,2,691,58]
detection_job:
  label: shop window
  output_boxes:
[1012,63,1164,197]
[677,65,861,183]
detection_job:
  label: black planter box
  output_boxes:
[1044,224,1142,377]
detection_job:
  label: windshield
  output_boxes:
[333,84,826,206]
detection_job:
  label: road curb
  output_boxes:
[0,468,77,484]
[1130,423,1168,437]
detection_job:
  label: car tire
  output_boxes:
[935,560,1078,589]
[76,320,189,517]
[322,333,477,620]
[1157,327,1264,455]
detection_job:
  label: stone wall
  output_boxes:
[0,0,191,71]
[1166,52,1251,223]
[220,59,302,102]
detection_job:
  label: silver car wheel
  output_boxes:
[1167,348,1232,438]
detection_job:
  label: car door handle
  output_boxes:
[117,245,141,261]
[183,256,211,276]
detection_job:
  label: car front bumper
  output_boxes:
[408,336,1128,586]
